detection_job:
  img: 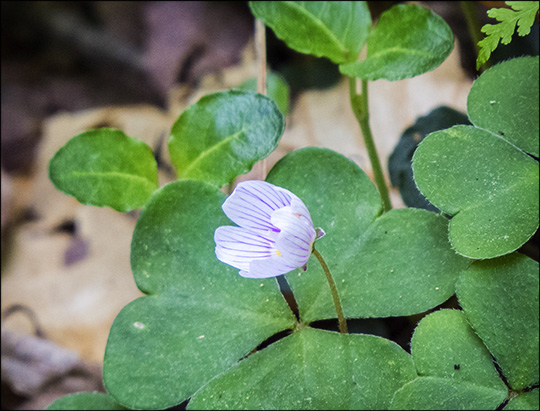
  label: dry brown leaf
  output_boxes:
[1,105,177,363]
[1,328,103,410]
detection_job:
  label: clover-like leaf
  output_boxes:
[339,4,454,81]
[266,148,470,322]
[390,309,507,410]
[189,327,416,409]
[168,90,284,187]
[103,181,296,409]
[413,125,539,259]
[456,253,539,391]
[249,1,371,64]
[468,56,539,157]
[504,389,540,410]
[47,392,126,410]
[389,106,471,211]
[391,377,506,411]
[49,128,158,212]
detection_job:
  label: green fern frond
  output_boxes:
[476,1,539,70]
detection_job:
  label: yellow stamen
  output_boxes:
[276,249,282,257]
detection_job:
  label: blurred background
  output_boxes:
[1,1,538,409]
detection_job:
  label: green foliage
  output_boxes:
[249,1,371,64]
[504,389,540,410]
[456,253,539,391]
[388,106,470,211]
[47,392,126,410]
[339,4,454,81]
[468,56,539,157]
[103,181,296,409]
[267,148,470,321]
[477,1,539,69]
[253,2,453,81]
[168,90,284,188]
[391,310,507,410]
[48,128,158,212]
[189,327,416,409]
[412,57,539,259]
[236,71,291,115]
[413,125,539,259]
[46,2,539,409]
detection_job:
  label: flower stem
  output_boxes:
[312,247,348,333]
[348,76,392,212]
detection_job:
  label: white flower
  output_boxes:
[214,180,323,278]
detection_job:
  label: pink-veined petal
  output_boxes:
[215,226,275,271]
[275,234,313,267]
[215,180,320,279]
[289,196,314,226]
[271,207,317,244]
[242,255,299,279]
[222,181,291,232]
[270,206,316,268]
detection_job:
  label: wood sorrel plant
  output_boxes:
[47,2,538,410]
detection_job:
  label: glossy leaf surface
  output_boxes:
[169,91,284,187]
[49,128,158,212]
[340,4,453,81]
[250,1,371,64]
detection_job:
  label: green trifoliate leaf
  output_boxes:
[266,147,470,322]
[339,4,454,81]
[49,128,158,212]
[47,392,127,410]
[389,106,471,211]
[476,2,539,69]
[504,389,540,410]
[391,377,506,410]
[468,56,539,157]
[412,125,539,259]
[103,181,296,410]
[456,253,539,391]
[168,90,284,187]
[411,310,505,391]
[236,71,290,115]
[249,1,371,64]
[390,309,507,410]
[189,327,416,410]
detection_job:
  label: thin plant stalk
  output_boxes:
[255,18,268,178]
[312,247,348,334]
[459,0,491,72]
[348,77,392,212]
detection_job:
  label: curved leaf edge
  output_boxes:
[48,128,159,212]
